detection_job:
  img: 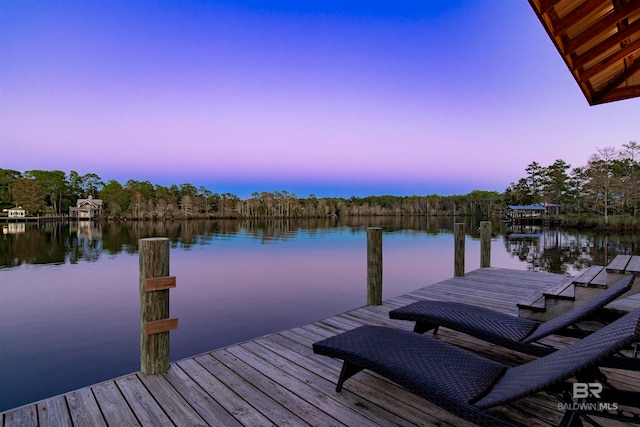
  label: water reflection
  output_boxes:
[3,218,640,273]
[2,217,640,412]
[503,224,639,274]
[4,217,462,267]
[2,223,25,235]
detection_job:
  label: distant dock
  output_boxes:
[2,265,639,426]
[1,215,67,223]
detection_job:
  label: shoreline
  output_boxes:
[4,213,640,232]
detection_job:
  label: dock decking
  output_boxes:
[2,267,640,426]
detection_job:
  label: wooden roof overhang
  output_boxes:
[529,0,640,105]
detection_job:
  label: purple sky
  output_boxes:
[1,1,638,198]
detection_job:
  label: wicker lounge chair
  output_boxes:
[389,275,636,365]
[313,308,640,426]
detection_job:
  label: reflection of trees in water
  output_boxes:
[504,226,640,274]
[589,234,639,266]
[100,216,481,250]
[1,222,67,268]
[2,217,463,268]
[3,219,639,271]
[0,222,105,268]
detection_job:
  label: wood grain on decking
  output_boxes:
[3,267,639,427]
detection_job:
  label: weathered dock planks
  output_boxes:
[2,267,640,427]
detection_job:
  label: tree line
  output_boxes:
[503,142,639,226]
[1,141,638,225]
[0,170,501,219]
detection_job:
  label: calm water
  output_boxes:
[1,217,639,411]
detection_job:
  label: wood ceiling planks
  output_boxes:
[529,0,640,105]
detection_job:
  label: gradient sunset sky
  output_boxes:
[1,1,638,198]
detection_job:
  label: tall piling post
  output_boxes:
[139,237,178,375]
[454,223,465,277]
[367,227,383,305]
[480,221,491,268]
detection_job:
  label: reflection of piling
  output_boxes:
[139,237,178,375]
[367,227,383,306]
[480,221,491,268]
[454,223,465,277]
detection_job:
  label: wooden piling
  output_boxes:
[480,221,491,268]
[367,227,383,306]
[139,237,177,375]
[454,223,465,277]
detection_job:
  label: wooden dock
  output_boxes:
[2,267,640,427]
[1,216,67,223]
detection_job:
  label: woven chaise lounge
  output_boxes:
[389,274,636,366]
[313,308,640,426]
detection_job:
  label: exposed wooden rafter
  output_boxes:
[550,0,608,37]
[571,18,640,68]
[529,0,640,105]
[579,38,640,81]
[563,0,638,53]
[593,58,640,102]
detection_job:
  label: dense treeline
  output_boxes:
[503,142,639,227]
[1,142,638,226]
[0,169,502,220]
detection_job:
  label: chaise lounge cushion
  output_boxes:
[391,301,537,341]
[389,274,635,356]
[313,325,506,404]
[313,308,640,426]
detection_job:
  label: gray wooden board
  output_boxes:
[558,283,575,299]
[573,265,605,284]
[66,388,107,427]
[590,268,609,287]
[517,290,546,309]
[137,371,208,427]
[3,405,37,427]
[423,284,540,299]
[626,256,640,273]
[92,381,139,427]
[418,285,535,300]
[606,255,632,273]
[429,275,554,293]
[409,290,519,314]
[543,277,575,299]
[115,375,174,426]
[198,352,309,427]
[37,397,71,427]
[215,347,335,427]
[469,267,564,281]
[228,343,370,427]
[607,292,640,313]
[180,357,274,427]
[248,341,419,426]
[386,296,421,307]
[417,275,549,295]
[161,363,242,427]
[493,398,561,427]
[320,316,360,331]
[429,277,539,292]
[310,319,352,335]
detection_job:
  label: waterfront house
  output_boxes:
[69,195,103,219]
[506,204,560,224]
[7,207,26,218]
